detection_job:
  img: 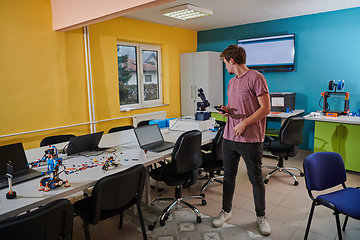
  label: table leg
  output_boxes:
[145,166,151,205]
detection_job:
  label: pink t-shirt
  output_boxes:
[223,69,269,143]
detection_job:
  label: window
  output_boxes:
[144,75,152,83]
[117,42,162,109]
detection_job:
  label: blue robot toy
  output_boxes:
[27,145,70,191]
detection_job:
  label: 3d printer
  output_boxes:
[321,80,349,117]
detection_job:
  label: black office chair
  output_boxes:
[40,134,76,147]
[201,121,226,152]
[108,125,134,133]
[137,120,153,127]
[303,152,360,240]
[73,164,147,240]
[0,199,73,240]
[216,120,226,127]
[150,130,205,227]
[262,116,305,185]
[199,127,224,198]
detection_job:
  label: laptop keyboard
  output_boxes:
[0,169,43,189]
[13,169,35,178]
[146,142,174,152]
[147,142,163,148]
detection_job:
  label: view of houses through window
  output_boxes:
[117,42,162,108]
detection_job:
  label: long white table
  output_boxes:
[266,109,304,125]
[0,128,216,221]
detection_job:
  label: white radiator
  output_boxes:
[132,111,167,127]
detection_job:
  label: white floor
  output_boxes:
[71,150,360,240]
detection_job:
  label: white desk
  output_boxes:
[210,109,304,126]
[0,128,216,221]
[266,109,304,125]
[304,114,360,125]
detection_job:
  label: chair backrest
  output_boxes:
[304,152,347,191]
[0,199,73,240]
[211,127,224,161]
[279,116,304,147]
[215,120,226,127]
[40,134,76,147]
[108,125,134,133]
[90,164,146,225]
[137,120,153,127]
[171,130,202,174]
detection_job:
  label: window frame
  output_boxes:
[117,41,163,110]
[144,75,152,83]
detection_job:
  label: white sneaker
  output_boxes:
[257,216,271,236]
[213,209,232,227]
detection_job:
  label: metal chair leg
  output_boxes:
[304,202,316,240]
[335,212,343,240]
[263,165,304,185]
[342,215,349,231]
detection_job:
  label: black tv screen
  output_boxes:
[237,34,295,72]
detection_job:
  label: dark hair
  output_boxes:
[220,44,246,65]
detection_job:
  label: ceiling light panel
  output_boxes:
[161,4,213,20]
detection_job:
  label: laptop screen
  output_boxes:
[67,131,104,155]
[0,142,28,176]
[134,124,164,147]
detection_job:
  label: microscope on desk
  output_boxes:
[195,88,211,121]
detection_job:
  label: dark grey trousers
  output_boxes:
[222,139,266,217]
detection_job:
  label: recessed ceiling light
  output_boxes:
[161,4,213,20]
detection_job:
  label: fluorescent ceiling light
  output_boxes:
[161,4,213,20]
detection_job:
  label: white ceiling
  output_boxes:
[125,0,360,31]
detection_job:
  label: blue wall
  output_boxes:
[197,7,360,151]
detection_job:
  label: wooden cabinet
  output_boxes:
[180,52,223,117]
[314,121,360,172]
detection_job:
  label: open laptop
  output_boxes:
[133,124,174,152]
[66,131,105,156]
[0,142,43,189]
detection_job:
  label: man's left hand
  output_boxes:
[233,121,246,136]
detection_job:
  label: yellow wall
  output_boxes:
[0,0,89,149]
[89,17,197,132]
[0,0,197,150]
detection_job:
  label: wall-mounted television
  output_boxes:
[237,34,295,72]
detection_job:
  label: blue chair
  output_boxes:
[303,152,360,240]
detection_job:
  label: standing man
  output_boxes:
[212,44,271,236]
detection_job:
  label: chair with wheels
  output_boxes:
[201,120,225,151]
[262,116,305,185]
[199,127,224,198]
[137,120,153,127]
[150,130,205,227]
[0,199,73,240]
[303,152,360,240]
[40,134,76,147]
[73,164,147,240]
[108,125,134,133]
